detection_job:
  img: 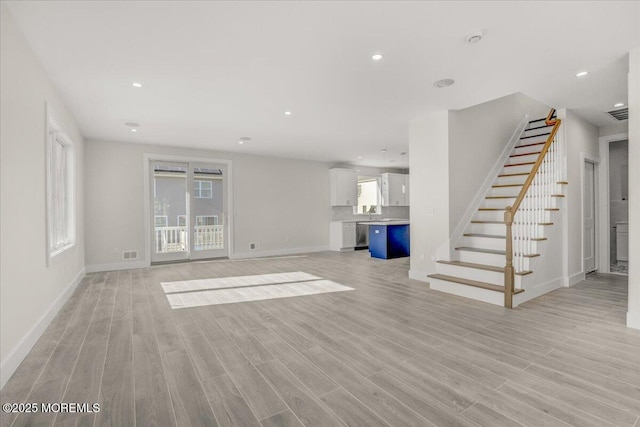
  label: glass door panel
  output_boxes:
[151,161,189,263]
[191,164,227,259]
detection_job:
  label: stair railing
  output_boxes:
[504,109,563,308]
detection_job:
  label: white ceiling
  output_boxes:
[6,1,639,168]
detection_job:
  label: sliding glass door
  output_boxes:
[150,160,228,263]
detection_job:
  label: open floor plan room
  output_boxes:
[2,252,639,427]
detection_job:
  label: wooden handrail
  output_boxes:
[504,108,562,308]
[510,109,561,214]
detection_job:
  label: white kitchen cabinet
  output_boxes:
[330,221,356,251]
[381,173,410,206]
[330,168,358,206]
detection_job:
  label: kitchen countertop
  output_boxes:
[365,220,410,226]
[337,218,408,223]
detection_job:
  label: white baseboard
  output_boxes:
[627,311,640,330]
[230,245,329,260]
[1,268,86,389]
[567,271,586,287]
[515,276,564,306]
[86,260,149,273]
[408,269,429,282]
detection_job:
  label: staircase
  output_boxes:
[428,110,566,308]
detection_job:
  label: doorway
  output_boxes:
[583,158,598,274]
[150,160,229,263]
[609,140,629,275]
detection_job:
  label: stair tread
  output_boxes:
[510,151,542,158]
[471,220,505,224]
[463,233,506,239]
[528,117,551,124]
[521,132,551,140]
[439,260,533,276]
[505,161,535,167]
[492,183,522,188]
[428,274,525,294]
[517,141,546,149]
[486,196,517,199]
[455,247,505,255]
[498,172,529,177]
[526,124,554,131]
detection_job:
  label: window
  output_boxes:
[155,216,168,227]
[177,215,187,226]
[354,177,381,215]
[194,180,212,198]
[196,215,219,226]
[46,112,75,262]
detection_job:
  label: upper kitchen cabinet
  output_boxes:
[381,173,410,206]
[330,168,358,206]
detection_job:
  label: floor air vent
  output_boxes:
[607,108,628,121]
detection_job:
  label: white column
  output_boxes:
[408,110,450,280]
[628,48,640,329]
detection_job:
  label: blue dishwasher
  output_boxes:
[369,224,410,259]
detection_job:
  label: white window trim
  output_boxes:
[46,109,76,265]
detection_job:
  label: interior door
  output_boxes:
[151,161,190,263]
[190,163,228,259]
[584,161,596,273]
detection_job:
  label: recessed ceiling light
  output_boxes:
[381,149,387,153]
[284,111,292,116]
[614,102,625,108]
[575,71,589,78]
[132,82,143,88]
[371,53,383,61]
[130,128,138,133]
[465,30,484,44]
[357,156,363,159]
[434,78,455,88]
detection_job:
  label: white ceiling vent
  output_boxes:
[607,108,628,121]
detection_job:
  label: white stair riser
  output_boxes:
[428,278,505,306]
[496,175,527,185]
[511,239,542,254]
[484,198,516,209]
[502,164,533,175]
[484,197,559,210]
[463,235,506,250]
[506,153,539,164]
[491,186,522,197]
[436,263,523,288]
[468,223,506,234]
[514,144,544,156]
[480,210,552,222]
[518,133,549,144]
[457,250,508,267]
[523,126,552,137]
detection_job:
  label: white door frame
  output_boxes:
[598,132,629,274]
[581,153,600,275]
[143,153,234,265]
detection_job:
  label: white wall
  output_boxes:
[0,5,85,387]
[627,47,639,329]
[448,93,549,233]
[558,109,600,283]
[409,110,450,280]
[84,140,330,269]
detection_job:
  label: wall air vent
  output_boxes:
[607,108,628,121]
[123,250,138,260]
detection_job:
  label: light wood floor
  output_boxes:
[2,251,639,427]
